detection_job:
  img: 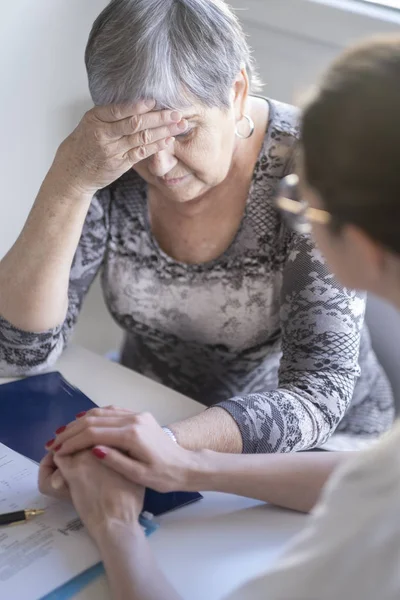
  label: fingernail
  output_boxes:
[170,111,181,122]
[45,439,55,448]
[55,426,66,435]
[92,447,107,460]
[54,444,62,452]
[145,98,155,108]
[165,137,175,147]
[177,119,188,130]
[52,473,65,490]
[76,411,87,419]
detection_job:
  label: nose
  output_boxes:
[147,149,178,178]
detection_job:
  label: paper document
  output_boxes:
[0,443,101,600]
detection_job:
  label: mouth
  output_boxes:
[160,174,191,187]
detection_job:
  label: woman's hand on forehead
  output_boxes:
[52,100,188,196]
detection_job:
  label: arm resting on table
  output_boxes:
[184,449,353,513]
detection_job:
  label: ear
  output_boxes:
[232,68,250,121]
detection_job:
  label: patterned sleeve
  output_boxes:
[217,233,366,453]
[0,191,110,377]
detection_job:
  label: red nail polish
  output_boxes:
[76,412,87,419]
[54,444,62,452]
[92,448,107,460]
[45,439,55,448]
[55,425,66,435]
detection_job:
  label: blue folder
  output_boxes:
[0,372,96,463]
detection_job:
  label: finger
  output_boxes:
[93,99,156,124]
[106,109,182,139]
[38,452,57,489]
[117,120,187,153]
[125,137,175,166]
[55,427,134,457]
[91,446,147,486]
[48,415,131,449]
[51,469,68,492]
[104,405,135,413]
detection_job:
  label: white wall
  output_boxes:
[0,0,108,258]
[0,0,123,353]
[229,0,400,103]
[2,0,400,355]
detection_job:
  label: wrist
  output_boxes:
[42,167,94,203]
[92,518,144,548]
[184,449,221,492]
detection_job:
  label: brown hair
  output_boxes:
[302,35,400,254]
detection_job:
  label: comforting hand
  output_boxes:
[53,450,145,542]
[48,408,199,493]
[49,101,187,195]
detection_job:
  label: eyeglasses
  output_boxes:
[275,174,331,234]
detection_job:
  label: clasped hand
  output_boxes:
[39,409,197,537]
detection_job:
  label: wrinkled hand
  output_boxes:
[49,408,197,493]
[50,100,187,195]
[53,451,145,542]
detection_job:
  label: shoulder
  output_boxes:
[267,98,300,140]
[256,98,300,181]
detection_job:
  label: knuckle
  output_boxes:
[139,128,151,146]
[85,416,97,429]
[130,115,143,134]
[131,145,148,162]
[93,127,104,143]
[89,408,103,418]
[109,105,122,121]
[126,422,138,436]
[123,426,136,445]
[86,426,98,442]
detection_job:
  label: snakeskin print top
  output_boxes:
[0,99,394,452]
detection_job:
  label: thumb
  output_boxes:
[51,469,68,492]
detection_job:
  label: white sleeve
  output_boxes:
[226,423,400,600]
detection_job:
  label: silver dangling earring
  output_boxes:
[235,114,255,139]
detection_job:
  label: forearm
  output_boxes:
[170,407,243,453]
[95,522,182,600]
[185,450,353,513]
[0,170,92,331]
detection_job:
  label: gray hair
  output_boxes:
[85,0,261,109]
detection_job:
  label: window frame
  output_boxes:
[229,0,400,50]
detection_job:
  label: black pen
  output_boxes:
[0,508,45,526]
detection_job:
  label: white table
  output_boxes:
[6,345,308,600]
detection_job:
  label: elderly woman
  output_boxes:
[0,0,393,454]
[42,34,400,600]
